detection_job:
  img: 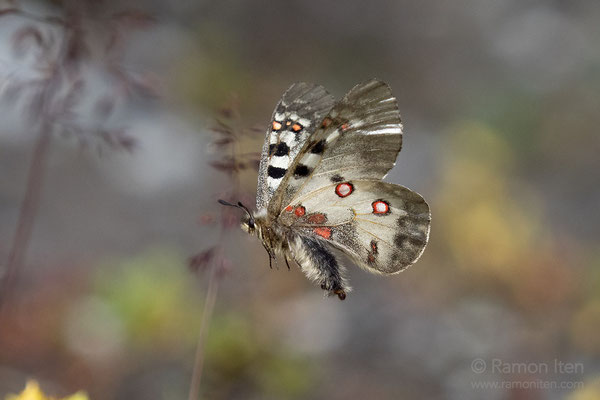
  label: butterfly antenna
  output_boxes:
[217,199,253,219]
[236,201,253,216]
[217,199,236,207]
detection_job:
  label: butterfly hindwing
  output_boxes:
[281,180,430,274]
[256,83,335,209]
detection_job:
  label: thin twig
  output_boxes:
[0,1,150,315]
[187,98,254,398]
[0,126,52,316]
[188,255,221,400]
[1,8,66,25]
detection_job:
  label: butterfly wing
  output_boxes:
[267,79,402,215]
[274,79,430,274]
[282,180,430,274]
[256,83,335,209]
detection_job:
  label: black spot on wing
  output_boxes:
[273,142,290,156]
[397,214,430,230]
[330,174,344,183]
[393,231,427,267]
[267,166,287,179]
[294,164,310,177]
[268,143,276,156]
[310,139,326,154]
[394,232,427,248]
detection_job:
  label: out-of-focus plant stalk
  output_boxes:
[188,250,221,400]
[0,1,153,316]
[0,126,51,315]
[187,99,260,399]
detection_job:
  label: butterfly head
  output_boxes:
[240,212,256,234]
[217,199,257,235]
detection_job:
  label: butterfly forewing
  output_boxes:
[256,83,335,209]
[267,79,402,215]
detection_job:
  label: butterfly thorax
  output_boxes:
[242,208,289,255]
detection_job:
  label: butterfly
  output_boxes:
[219,79,430,300]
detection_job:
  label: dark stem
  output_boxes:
[188,99,246,398]
[188,255,220,400]
[0,126,52,316]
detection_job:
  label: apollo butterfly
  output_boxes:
[219,79,431,299]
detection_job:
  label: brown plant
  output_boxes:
[187,98,261,400]
[0,0,155,314]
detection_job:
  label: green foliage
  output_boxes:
[206,314,260,377]
[93,248,203,351]
[257,355,314,399]
[203,314,314,398]
[90,248,315,397]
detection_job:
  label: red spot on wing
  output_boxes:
[292,123,302,132]
[272,121,282,131]
[294,206,306,217]
[371,240,378,253]
[313,227,332,239]
[307,213,326,224]
[321,117,332,128]
[368,240,378,265]
[367,253,376,264]
[372,200,390,214]
[341,123,349,131]
[285,205,293,212]
[335,182,354,198]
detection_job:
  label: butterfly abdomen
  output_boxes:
[288,234,349,299]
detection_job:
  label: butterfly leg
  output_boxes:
[290,235,349,300]
[284,255,291,271]
[281,242,292,271]
[261,242,273,269]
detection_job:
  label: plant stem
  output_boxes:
[188,257,220,400]
[0,126,52,315]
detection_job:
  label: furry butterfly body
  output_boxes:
[231,79,430,300]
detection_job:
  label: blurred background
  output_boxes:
[1,0,599,399]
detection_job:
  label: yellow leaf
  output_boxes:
[61,394,88,400]
[568,377,600,400]
[5,381,89,400]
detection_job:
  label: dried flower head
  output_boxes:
[0,1,157,152]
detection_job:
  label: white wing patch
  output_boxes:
[256,83,335,210]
